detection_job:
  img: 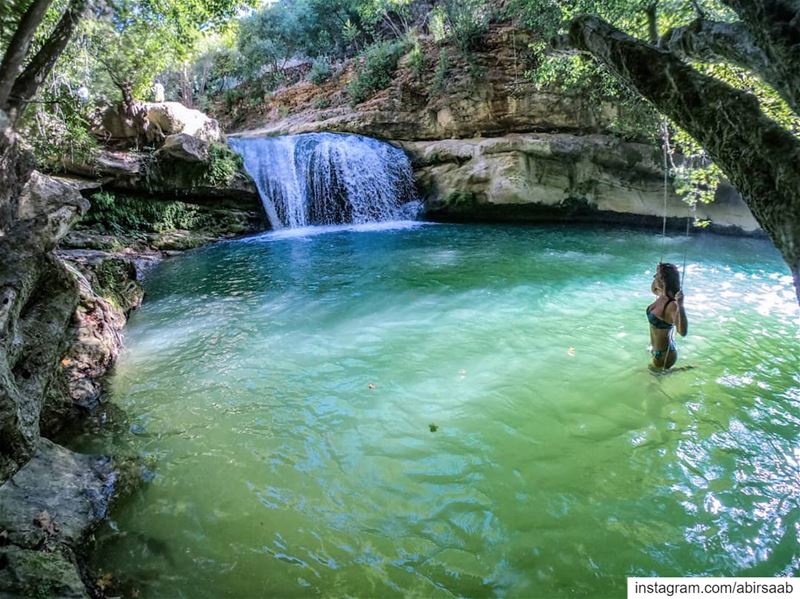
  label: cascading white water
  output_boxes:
[229,133,420,229]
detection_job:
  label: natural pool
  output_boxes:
[75,223,799,597]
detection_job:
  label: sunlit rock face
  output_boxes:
[98,101,223,144]
[402,135,761,233]
[228,26,612,141]
[0,168,89,481]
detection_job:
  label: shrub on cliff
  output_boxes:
[435,0,492,55]
[203,143,244,187]
[308,58,333,85]
[348,39,410,105]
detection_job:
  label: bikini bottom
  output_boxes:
[650,342,677,360]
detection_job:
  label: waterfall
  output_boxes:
[229,133,420,229]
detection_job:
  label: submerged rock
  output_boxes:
[0,440,116,547]
[0,439,140,598]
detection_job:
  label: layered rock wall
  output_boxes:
[403,134,761,233]
[229,25,761,235]
[230,26,614,140]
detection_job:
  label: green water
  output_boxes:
[79,223,799,598]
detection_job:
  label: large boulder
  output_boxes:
[96,101,222,146]
[157,132,210,162]
[144,102,222,142]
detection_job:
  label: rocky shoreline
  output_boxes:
[0,101,268,596]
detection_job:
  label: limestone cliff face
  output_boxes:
[403,134,760,232]
[64,134,262,213]
[232,26,614,140]
[228,26,759,234]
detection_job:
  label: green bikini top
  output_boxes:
[646,299,674,330]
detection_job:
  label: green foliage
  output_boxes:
[143,141,243,190]
[17,78,99,171]
[83,191,211,235]
[428,7,447,43]
[431,47,450,95]
[93,258,140,311]
[348,39,409,104]
[668,126,723,207]
[526,41,661,142]
[313,96,332,109]
[503,0,799,207]
[439,0,491,55]
[407,39,425,80]
[202,142,242,186]
[308,57,333,85]
[672,161,722,206]
[237,0,367,90]
[59,0,256,105]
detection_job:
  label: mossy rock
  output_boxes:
[146,142,245,190]
[0,546,87,598]
[92,257,143,313]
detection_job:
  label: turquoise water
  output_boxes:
[83,224,799,597]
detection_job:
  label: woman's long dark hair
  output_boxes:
[658,262,681,298]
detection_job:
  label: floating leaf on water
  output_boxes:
[96,572,114,591]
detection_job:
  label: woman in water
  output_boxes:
[647,262,688,370]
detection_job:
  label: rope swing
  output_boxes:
[659,119,691,288]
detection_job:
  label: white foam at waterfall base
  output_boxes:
[230,133,420,229]
[245,220,433,242]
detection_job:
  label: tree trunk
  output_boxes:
[568,15,800,302]
[645,3,658,45]
[793,263,800,305]
[6,0,90,119]
[0,0,54,111]
[720,0,800,113]
[661,18,798,114]
[181,62,194,108]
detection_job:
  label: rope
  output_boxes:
[681,204,693,288]
[660,118,692,287]
[657,119,693,371]
[660,119,669,263]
